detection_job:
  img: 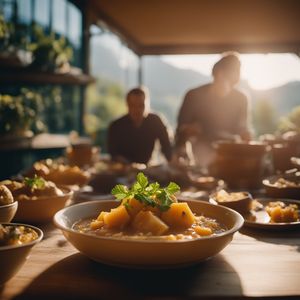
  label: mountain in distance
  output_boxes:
[90,43,300,124]
[142,56,210,100]
[250,81,300,115]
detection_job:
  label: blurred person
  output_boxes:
[175,52,252,167]
[107,87,173,164]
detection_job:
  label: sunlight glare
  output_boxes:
[162,53,300,90]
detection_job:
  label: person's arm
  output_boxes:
[107,125,130,163]
[176,90,202,146]
[107,123,120,159]
[177,90,196,127]
[155,116,173,162]
[237,94,253,141]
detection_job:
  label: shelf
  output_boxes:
[0,66,95,86]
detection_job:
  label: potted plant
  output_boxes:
[30,25,73,72]
[0,89,44,139]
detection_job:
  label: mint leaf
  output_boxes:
[166,182,180,194]
[111,185,128,200]
[146,182,160,194]
[157,190,173,211]
[111,172,180,211]
[137,172,148,189]
[24,175,45,189]
[135,194,156,207]
[132,182,142,192]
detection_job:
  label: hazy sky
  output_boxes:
[92,31,300,91]
[162,53,300,90]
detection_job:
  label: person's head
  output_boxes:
[212,52,241,88]
[126,86,150,125]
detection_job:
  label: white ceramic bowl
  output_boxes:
[0,223,43,283]
[0,201,18,222]
[54,199,244,268]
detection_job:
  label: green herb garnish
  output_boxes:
[24,175,46,189]
[111,172,180,212]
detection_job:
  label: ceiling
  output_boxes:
[88,0,300,55]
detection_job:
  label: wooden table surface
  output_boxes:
[1,224,300,300]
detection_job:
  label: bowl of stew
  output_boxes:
[0,223,43,283]
[54,198,243,268]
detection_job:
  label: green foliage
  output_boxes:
[278,106,300,133]
[111,172,180,212]
[24,175,46,190]
[0,14,9,39]
[84,77,127,145]
[252,98,278,136]
[30,25,73,71]
[0,89,44,135]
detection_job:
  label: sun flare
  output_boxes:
[162,53,300,90]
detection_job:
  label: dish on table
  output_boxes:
[243,198,300,229]
[189,175,225,191]
[0,185,18,222]
[263,173,300,199]
[1,177,73,223]
[23,159,90,188]
[0,223,43,283]
[54,172,243,268]
[209,189,252,214]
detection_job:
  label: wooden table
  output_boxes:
[1,224,300,300]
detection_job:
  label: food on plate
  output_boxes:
[1,176,63,201]
[74,173,225,240]
[0,185,14,205]
[0,224,38,246]
[24,159,90,186]
[272,177,300,188]
[214,189,247,202]
[265,201,298,223]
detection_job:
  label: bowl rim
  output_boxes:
[54,199,244,244]
[0,201,18,209]
[0,222,43,250]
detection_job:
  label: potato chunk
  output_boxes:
[131,210,169,235]
[90,220,104,230]
[194,226,212,236]
[103,205,130,229]
[161,202,195,229]
[97,211,108,221]
[123,198,144,217]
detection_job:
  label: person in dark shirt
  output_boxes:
[175,52,252,166]
[107,87,172,164]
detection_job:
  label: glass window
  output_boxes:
[2,1,13,21]
[67,2,81,48]
[52,0,66,36]
[86,28,139,147]
[17,0,31,24]
[34,0,49,28]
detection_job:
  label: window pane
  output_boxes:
[34,0,49,28]
[67,2,81,47]
[52,0,66,35]
[17,0,31,24]
[2,1,13,21]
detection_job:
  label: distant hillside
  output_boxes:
[250,82,300,115]
[143,56,210,99]
[90,42,300,127]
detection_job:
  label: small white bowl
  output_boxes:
[0,201,18,223]
[54,199,244,268]
[0,223,43,283]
